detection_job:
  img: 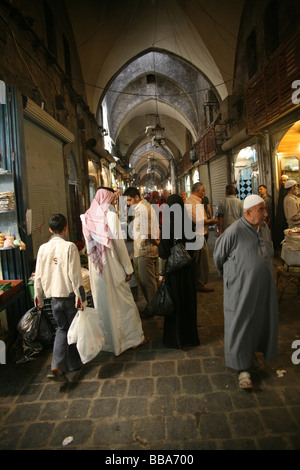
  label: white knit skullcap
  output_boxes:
[285,179,297,189]
[243,195,265,209]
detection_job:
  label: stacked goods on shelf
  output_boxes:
[281,227,300,266]
[0,191,15,211]
[283,227,300,250]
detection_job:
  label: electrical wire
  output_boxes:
[0,12,47,105]
[74,0,246,98]
[70,0,249,101]
[187,0,239,40]
[72,74,242,97]
[163,0,236,85]
[0,2,249,116]
[77,0,142,49]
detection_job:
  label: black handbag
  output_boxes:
[151,281,174,317]
[166,239,192,273]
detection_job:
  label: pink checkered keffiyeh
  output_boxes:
[81,188,116,274]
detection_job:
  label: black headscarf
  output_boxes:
[169,194,195,246]
[161,194,186,243]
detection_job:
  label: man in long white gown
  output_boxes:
[213,195,278,389]
[81,187,146,356]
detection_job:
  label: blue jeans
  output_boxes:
[51,295,82,373]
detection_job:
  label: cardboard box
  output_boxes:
[0,280,23,303]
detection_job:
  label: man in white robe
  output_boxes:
[81,188,146,356]
[213,195,278,389]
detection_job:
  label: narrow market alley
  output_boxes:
[0,0,300,455]
[0,229,299,451]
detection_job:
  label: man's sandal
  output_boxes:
[238,371,253,389]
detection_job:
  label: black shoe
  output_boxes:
[47,371,67,382]
[47,367,67,382]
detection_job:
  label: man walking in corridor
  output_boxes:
[217,184,243,235]
[186,182,217,292]
[124,187,160,317]
[213,194,278,389]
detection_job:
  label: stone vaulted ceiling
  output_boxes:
[64,0,244,188]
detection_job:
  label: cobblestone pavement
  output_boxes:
[0,230,300,451]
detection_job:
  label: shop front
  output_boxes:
[275,120,300,186]
[269,116,300,223]
[234,145,259,201]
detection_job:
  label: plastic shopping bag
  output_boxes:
[67,312,79,345]
[18,307,55,345]
[68,307,104,364]
[18,307,40,342]
[17,307,55,363]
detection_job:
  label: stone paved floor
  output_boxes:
[0,230,300,451]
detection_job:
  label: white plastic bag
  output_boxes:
[67,307,104,364]
[67,312,79,345]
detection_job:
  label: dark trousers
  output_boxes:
[51,295,82,373]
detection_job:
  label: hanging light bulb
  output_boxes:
[144,55,166,149]
[150,114,166,147]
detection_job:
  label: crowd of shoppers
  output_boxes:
[34,175,298,389]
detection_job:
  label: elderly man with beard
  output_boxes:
[213,195,278,389]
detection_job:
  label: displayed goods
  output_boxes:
[0,280,23,303]
[283,227,300,250]
[0,233,26,250]
[281,227,300,266]
[0,191,15,211]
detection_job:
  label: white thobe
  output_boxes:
[81,210,144,356]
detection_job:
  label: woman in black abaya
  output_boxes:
[158,194,199,349]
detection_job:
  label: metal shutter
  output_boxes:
[209,155,229,215]
[24,119,67,257]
